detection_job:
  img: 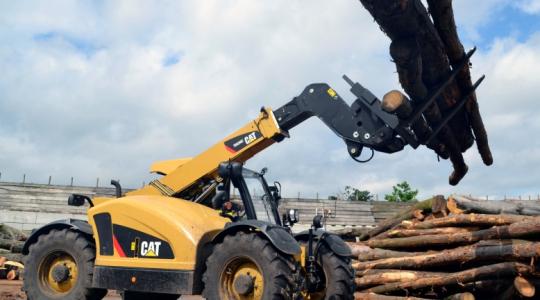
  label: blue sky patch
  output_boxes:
[466,6,540,50]
[33,31,101,57]
[162,51,184,67]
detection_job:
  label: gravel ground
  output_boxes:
[0,280,202,300]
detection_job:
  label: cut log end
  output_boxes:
[6,269,18,280]
[514,276,535,297]
[382,90,411,114]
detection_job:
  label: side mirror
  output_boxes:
[68,194,93,207]
[312,215,323,229]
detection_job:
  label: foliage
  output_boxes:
[385,181,418,202]
[344,185,373,202]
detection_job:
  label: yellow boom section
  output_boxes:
[128,107,285,197]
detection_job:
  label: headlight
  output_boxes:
[288,209,299,224]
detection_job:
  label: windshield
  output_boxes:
[236,169,279,224]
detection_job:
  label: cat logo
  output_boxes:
[140,241,161,257]
[244,132,258,145]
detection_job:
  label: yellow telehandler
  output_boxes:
[21,66,482,299]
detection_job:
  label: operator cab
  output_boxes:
[213,162,282,225]
[201,162,297,227]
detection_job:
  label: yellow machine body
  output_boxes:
[88,195,229,271]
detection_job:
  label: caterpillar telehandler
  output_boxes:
[22,58,483,299]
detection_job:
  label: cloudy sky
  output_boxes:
[1,0,539,199]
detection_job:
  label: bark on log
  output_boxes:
[365,219,540,249]
[357,248,426,261]
[449,195,540,216]
[427,0,493,165]
[348,242,373,257]
[355,270,447,288]
[366,262,532,294]
[0,239,24,251]
[353,241,540,270]
[388,37,468,185]
[385,227,477,238]
[403,214,535,230]
[1,253,23,263]
[0,224,27,241]
[360,198,435,241]
[354,293,430,300]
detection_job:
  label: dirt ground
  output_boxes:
[0,280,202,300]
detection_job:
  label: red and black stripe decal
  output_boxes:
[112,235,126,257]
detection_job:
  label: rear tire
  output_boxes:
[23,228,107,300]
[203,231,300,300]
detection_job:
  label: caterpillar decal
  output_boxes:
[224,131,262,153]
[111,224,174,259]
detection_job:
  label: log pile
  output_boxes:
[358,0,492,185]
[0,223,26,279]
[348,196,540,299]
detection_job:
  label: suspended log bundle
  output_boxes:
[349,196,540,299]
[358,0,492,185]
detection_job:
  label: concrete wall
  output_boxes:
[0,182,411,231]
[0,182,117,230]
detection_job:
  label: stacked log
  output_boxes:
[358,0,492,185]
[0,223,26,276]
[349,196,540,299]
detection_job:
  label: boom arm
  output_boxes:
[128,74,472,198]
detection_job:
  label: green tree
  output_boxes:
[385,181,418,202]
[344,186,373,202]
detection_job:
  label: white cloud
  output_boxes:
[0,1,539,200]
[517,0,540,14]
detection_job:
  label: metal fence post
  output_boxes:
[70,177,74,187]
[48,176,52,185]
[22,174,26,184]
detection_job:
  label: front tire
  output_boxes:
[308,244,355,300]
[23,229,107,300]
[203,231,300,300]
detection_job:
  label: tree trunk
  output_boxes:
[404,214,535,230]
[1,253,23,263]
[366,262,532,294]
[360,198,435,241]
[356,248,427,261]
[0,224,27,241]
[385,227,477,238]
[355,270,447,288]
[426,0,493,165]
[353,241,540,270]
[365,219,540,249]
[0,239,24,251]
[448,195,540,216]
